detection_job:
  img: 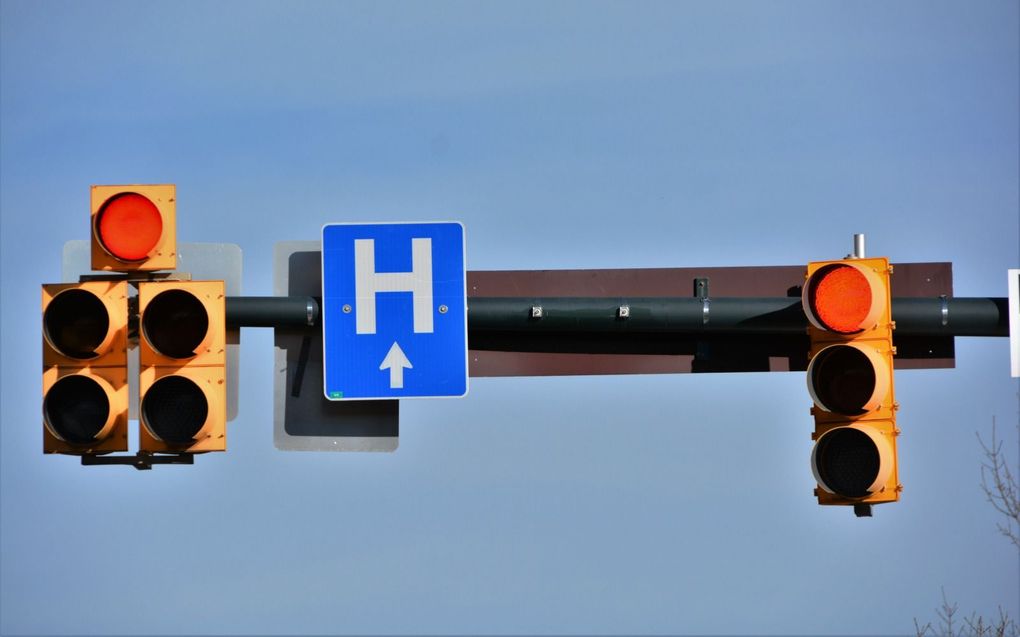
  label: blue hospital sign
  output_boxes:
[321,222,468,400]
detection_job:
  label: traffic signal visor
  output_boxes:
[91,184,176,272]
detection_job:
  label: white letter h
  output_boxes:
[354,238,433,334]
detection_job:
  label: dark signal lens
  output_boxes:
[810,346,877,415]
[44,375,110,444]
[96,193,162,261]
[44,289,109,359]
[142,290,209,359]
[142,376,208,444]
[814,427,881,498]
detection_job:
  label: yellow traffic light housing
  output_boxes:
[91,184,176,272]
[137,280,226,453]
[803,258,900,512]
[42,281,129,454]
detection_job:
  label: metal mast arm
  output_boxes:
[226,295,1009,337]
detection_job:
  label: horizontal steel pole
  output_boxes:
[469,296,1009,337]
[890,297,1007,336]
[470,297,805,333]
[225,295,1009,337]
[226,296,319,328]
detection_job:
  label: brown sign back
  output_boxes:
[467,262,953,377]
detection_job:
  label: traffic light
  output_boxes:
[91,184,176,272]
[803,257,900,513]
[137,280,226,453]
[42,281,129,454]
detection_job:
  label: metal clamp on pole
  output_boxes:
[695,277,710,326]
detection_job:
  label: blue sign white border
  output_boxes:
[320,220,470,401]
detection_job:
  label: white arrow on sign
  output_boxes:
[380,341,413,389]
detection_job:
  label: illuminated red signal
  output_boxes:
[95,193,163,261]
[91,184,176,272]
[803,262,884,334]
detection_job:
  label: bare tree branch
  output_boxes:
[914,417,1020,636]
[977,418,1020,549]
[915,587,1019,636]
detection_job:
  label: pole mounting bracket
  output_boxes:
[80,452,196,470]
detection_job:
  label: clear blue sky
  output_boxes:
[1,1,1018,634]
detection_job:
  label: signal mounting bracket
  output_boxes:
[80,452,195,471]
[853,504,873,518]
[693,277,711,365]
[77,271,193,284]
[694,277,710,300]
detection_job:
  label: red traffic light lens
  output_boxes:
[807,264,872,334]
[95,193,163,262]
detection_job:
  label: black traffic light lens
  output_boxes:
[815,427,880,498]
[44,289,109,359]
[44,375,109,444]
[142,376,208,445]
[143,290,209,359]
[810,346,876,415]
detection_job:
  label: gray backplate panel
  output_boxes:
[62,240,241,421]
[273,241,398,452]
